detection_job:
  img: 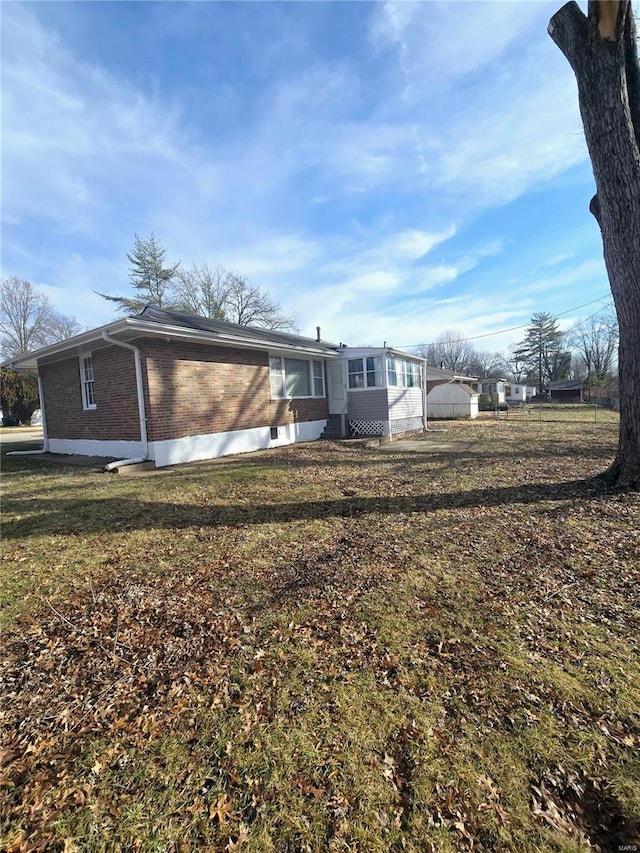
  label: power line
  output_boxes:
[395,294,613,350]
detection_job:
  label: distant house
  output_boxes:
[505,383,536,403]
[478,378,507,408]
[426,382,479,419]
[4,308,429,467]
[549,379,583,403]
[326,347,426,439]
[424,366,479,394]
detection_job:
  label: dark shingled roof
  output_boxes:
[135,306,340,353]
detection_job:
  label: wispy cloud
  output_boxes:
[1,1,606,357]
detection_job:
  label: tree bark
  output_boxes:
[549,1,640,488]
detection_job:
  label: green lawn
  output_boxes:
[1,408,639,852]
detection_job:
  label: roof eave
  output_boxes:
[3,317,341,370]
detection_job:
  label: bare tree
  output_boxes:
[549,0,640,487]
[505,343,530,384]
[415,330,476,373]
[173,263,228,319]
[0,276,81,358]
[467,350,507,379]
[568,307,619,398]
[224,273,298,330]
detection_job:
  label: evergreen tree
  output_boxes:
[1,367,39,424]
[96,233,180,315]
[517,312,568,394]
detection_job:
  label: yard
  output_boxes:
[1,407,639,852]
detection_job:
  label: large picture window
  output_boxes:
[80,354,96,410]
[269,357,325,399]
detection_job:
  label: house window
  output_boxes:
[313,361,325,397]
[269,356,325,399]
[284,358,311,397]
[80,354,96,410]
[387,357,422,389]
[348,358,365,389]
[349,357,383,390]
[270,357,285,398]
[387,357,397,387]
[366,356,383,387]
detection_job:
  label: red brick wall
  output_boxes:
[40,346,140,441]
[140,339,328,442]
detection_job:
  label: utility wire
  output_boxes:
[394,294,613,350]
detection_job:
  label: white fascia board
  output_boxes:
[4,318,341,370]
[341,346,425,362]
[3,319,132,370]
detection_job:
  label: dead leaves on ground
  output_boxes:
[1,422,640,851]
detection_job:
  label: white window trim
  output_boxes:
[348,356,385,391]
[269,355,326,400]
[79,351,97,410]
[386,356,423,390]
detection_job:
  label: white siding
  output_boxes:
[426,384,478,419]
[387,387,423,419]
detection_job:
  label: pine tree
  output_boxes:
[96,234,180,315]
[517,312,568,394]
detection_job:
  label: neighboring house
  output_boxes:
[5,307,342,467]
[424,366,479,394]
[426,382,479,419]
[505,383,536,403]
[4,308,429,467]
[478,378,507,408]
[325,347,426,439]
[549,379,584,403]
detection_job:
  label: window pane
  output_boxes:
[284,358,311,397]
[387,357,397,387]
[313,361,324,397]
[269,356,284,398]
[82,356,96,408]
[348,358,364,389]
[407,362,415,387]
[366,356,382,387]
[83,357,94,382]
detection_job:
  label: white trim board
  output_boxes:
[149,420,327,467]
[48,438,144,458]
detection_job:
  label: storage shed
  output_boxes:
[426,382,479,419]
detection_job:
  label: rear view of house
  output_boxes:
[6,307,341,467]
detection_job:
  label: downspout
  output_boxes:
[5,375,50,457]
[422,368,427,432]
[101,332,149,471]
[38,375,49,452]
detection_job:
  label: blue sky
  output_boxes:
[1,1,613,353]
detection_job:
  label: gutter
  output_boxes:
[100,331,149,471]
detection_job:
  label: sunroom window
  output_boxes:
[366,356,383,387]
[348,359,365,389]
[349,356,383,389]
[387,357,398,387]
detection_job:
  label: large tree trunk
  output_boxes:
[549,1,640,488]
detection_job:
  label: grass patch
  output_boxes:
[1,409,639,851]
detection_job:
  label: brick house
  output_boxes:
[6,307,342,467]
